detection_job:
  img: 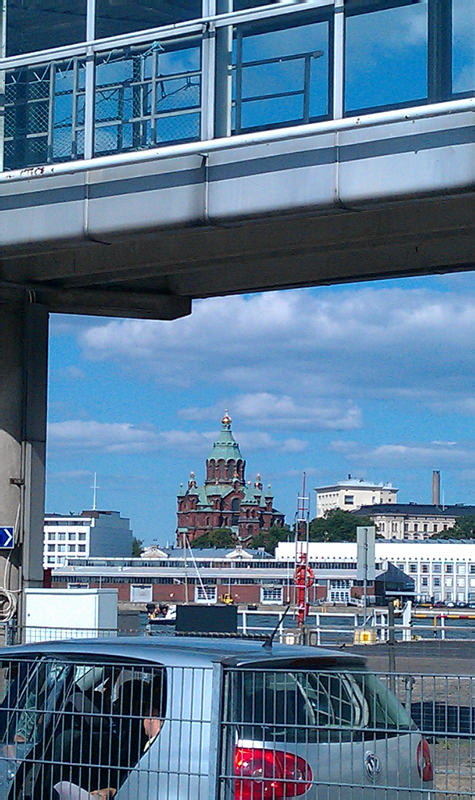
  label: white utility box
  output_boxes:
[24,588,118,642]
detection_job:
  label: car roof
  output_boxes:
[0,635,366,669]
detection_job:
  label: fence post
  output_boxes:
[209,662,224,799]
[388,600,396,692]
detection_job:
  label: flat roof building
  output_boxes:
[44,510,133,568]
[353,503,475,541]
[315,477,398,517]
[276,540,475,605]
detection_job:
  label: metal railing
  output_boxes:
[238,607,475,646]
[1,648,474,797]
[1,0,473,172]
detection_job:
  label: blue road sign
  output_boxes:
[0,528,14,548]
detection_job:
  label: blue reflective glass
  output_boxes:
[241,95,304,129]
[158,47,201,76]
[95,0,202,40]
[345,1,428,112]
[452,0,475,94]
[6,0,86,57]
[233,17,330,134]
[156,79,201,111]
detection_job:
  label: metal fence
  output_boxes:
[1,646,475,798]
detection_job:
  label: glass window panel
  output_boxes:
[233,16,330,134]
[242,60,306,100]
[157,46,201,76]
[232,0,273,9]
[452,0,475,94]
[94,124,122,154]
[345,1,428,113]
[6,0,86,57]
[95,0,202,41]
[241,95,304,129]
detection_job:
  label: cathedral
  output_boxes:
[176,412,285,545]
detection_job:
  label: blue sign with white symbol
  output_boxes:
[0,528,14,548]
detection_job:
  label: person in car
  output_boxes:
[53,675,165,799]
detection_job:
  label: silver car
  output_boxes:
[0,636,433,798]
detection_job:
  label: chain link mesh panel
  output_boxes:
[4,60,86,170]
[94,38,202,156]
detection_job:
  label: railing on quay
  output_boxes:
[238,607,475,645]
[5,608,475,648]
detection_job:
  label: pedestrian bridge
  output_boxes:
[1,0,474,317]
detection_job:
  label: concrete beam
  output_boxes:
[33,287,192,320]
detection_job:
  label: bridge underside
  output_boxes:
[3,191,474,318]
[1,108,474,318]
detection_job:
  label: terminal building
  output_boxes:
[276,541,475,605]
[50,538,475,606]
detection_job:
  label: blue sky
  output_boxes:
[46,270,475,545]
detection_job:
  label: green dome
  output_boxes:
[208,411,244,462]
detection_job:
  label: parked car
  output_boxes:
[0,636,433,798]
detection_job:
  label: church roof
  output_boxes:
[208,411,244,463]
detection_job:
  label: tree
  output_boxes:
[249,525,292,554]
[132,536,144,556]
[308,509,376,543]
[431,515,475,540]
[190,528,236,548]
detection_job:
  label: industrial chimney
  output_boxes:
[432,470,440,506]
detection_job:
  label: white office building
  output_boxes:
[276,540,475,604]
[44,511,133,568]
[315,477,398,517]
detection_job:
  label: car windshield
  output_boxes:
[228,667,414,743]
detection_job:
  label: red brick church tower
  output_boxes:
[176,411,284,545]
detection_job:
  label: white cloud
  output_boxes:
[328,439,475,470]
[48,420,160,453]
[181,394,361,431]
[64,366,86,381]
[233,393,362,431]
[431,398,475,417]
[370,442,474,467]
[48,419,306,457]
[73,285,475,428]
[282,438,309,454]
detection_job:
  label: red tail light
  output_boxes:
[417,738,433,782]
[235,746,312,798]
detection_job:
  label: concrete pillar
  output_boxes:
[0,297,49,624]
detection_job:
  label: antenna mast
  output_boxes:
[91,472,99,511]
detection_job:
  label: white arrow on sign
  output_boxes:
[0,527,14,548]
